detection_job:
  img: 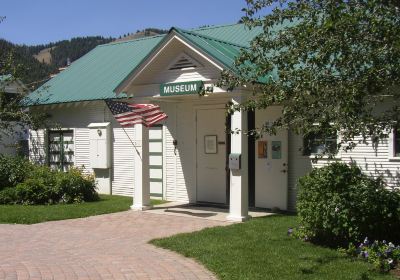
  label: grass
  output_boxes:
[0,195,166,224]
[151,215,395,280]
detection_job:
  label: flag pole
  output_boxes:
[105,100,142,159]
[121,126,142,160]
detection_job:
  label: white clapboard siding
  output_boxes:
[163,103,181,202]
[74,128,90,174]
[165,123,176,201]
[28,101,136,197]
[111,127,135,196]
[288,131,400,212]
[287,131,312,211]
[340,136,400,187]
[29,129,47,164]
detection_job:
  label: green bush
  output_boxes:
[0,187,17,204]
[55,168,98,203]
[296,162,400,247]
[15,178,54,205]
[0,157,99,205]
[0,155,34,190]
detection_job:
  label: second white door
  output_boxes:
[196,108,226,204]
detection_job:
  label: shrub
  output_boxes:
[15,178,54,205]
[0,187,17,204]
[0,163,98,205]
[296,162,400,247]
[0,155,33,190]
[55,168,98,203]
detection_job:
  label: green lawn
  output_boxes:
[0,195,165,224]
[151,215,395,280]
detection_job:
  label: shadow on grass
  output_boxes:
[298,255,348,275]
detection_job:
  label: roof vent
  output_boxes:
[168,53,202,71]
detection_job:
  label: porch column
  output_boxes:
[131,123,152,210]
[227,96,250,222]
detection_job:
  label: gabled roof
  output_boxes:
[0,74,12,83]
[1,75,29,94]
[173,28,245,71]
[26,23,263,106]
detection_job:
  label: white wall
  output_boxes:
[29,101,136,196]
[287,132,400,211]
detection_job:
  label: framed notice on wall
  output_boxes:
[204,135,217,154]
[272,141,282,159]
[257,141,268,158]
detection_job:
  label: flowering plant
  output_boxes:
[345,237,400,272]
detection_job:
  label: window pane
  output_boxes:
[395,127,400,157]
[304,131,337,156]
[48,130,74,171]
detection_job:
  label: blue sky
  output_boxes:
[1,0,255,45]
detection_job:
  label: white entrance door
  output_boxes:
[255,107,288,210]
[196,108,226,204]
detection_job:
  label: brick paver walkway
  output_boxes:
[0,211,225,280]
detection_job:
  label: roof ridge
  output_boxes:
[174,27,249,49]
[192,23,244,31]
[98,23,249,48]
[98,33,166,47]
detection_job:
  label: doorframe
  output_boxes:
[248,111,255,207]
[193,104,228,204]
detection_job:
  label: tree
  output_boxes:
[220,0,400,151]
[0,20,48,150]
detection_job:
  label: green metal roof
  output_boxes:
[175,28,244,71]
[26,35,164,105]
[27,23,263,106]
[190,23,262,47]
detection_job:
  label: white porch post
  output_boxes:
[131,123,152,210]
[227,96,250,222]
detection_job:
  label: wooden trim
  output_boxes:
[149,152,162,156]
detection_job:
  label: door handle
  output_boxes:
[280,169,287,173]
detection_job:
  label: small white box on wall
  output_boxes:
[88,122,111,169]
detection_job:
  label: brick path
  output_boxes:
[0,211,225,280]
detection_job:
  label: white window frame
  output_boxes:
[301,125,342,160]
[388,127,400,161]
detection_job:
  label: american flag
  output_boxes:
[105,100,167,127]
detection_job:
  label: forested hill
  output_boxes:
[29,36,114,68]
[0,28,168,89]
[0,39,55,88]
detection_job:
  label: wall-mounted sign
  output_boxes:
[272,141,282,159]
[204,135,217,154]
[160,81,204,96]
[257,140,268,158]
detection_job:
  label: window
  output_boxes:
[303,131,337,156]
[395,126,400,157]
[48,130,74,171]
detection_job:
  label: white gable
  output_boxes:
[118,34,223,97]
